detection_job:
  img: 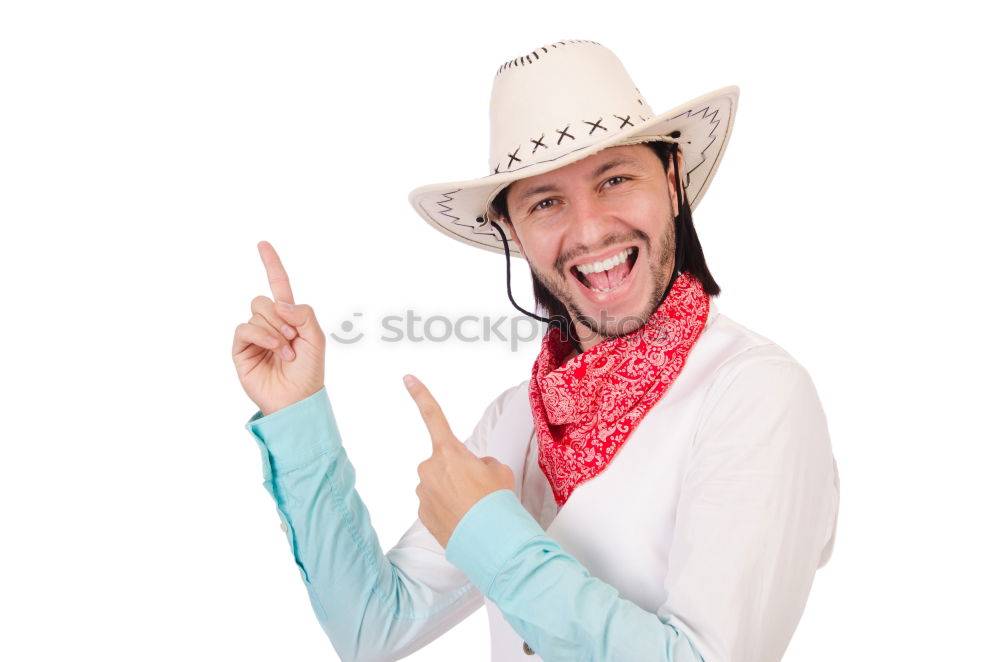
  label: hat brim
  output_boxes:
[408,85,739,258]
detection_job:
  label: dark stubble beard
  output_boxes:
[529,219,676,345]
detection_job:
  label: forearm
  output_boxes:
[245,388,481,662]
[446,490,704,662]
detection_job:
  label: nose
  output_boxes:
[566,193,619,251]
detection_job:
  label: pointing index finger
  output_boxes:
[257,240,295,305]
[403,374,456,450]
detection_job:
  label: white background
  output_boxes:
[2,0,997,659]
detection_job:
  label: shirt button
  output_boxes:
[280,521,288,532]
[522,641,535,655]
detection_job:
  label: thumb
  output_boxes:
[275,301,325,345]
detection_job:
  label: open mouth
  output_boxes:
[570,246,639,293]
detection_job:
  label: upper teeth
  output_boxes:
[575,248,635,275]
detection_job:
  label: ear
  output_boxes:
[500,217,523,253]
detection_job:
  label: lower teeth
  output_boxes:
[580,250,635,294]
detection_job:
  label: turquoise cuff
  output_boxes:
[244,386,341,475]
[445,489,550,596]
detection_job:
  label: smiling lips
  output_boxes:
[572,247,638,293]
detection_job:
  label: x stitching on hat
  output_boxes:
[531,134,547,153]
[583,118,607,135]
[613,114,634,128]
[556,125,575,145]
[507,148,522,168]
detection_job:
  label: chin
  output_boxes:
[568,275,661,342]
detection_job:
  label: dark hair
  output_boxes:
[488,141,720,323]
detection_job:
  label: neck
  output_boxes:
[574,322,606,353]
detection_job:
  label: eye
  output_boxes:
[604,175,630,187]
[530,198,556,213]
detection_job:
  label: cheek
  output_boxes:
[631,200,673,237]
[517,228,562,266]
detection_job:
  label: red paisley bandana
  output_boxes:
[528,271,710,506]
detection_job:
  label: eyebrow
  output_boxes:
[591,157,641,179]
[513,157,644,208]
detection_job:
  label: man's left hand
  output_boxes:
[404,374,515,548]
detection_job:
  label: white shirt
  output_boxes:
[245,297,840,661]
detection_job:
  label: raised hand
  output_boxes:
[232,241,326,416]
[404,374,515,548]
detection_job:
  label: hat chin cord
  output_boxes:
[490,220,585,353]
[489,140,687,352]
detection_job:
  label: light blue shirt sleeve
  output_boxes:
[446,489,705,661]
[245,387,704,661]
[244,387,483,662]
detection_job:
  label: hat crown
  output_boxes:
[488,41,654,176]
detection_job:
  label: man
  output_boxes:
[232,40,840,661]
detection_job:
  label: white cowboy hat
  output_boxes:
[408,40,739,258]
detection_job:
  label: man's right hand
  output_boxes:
[232,241,326,416]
